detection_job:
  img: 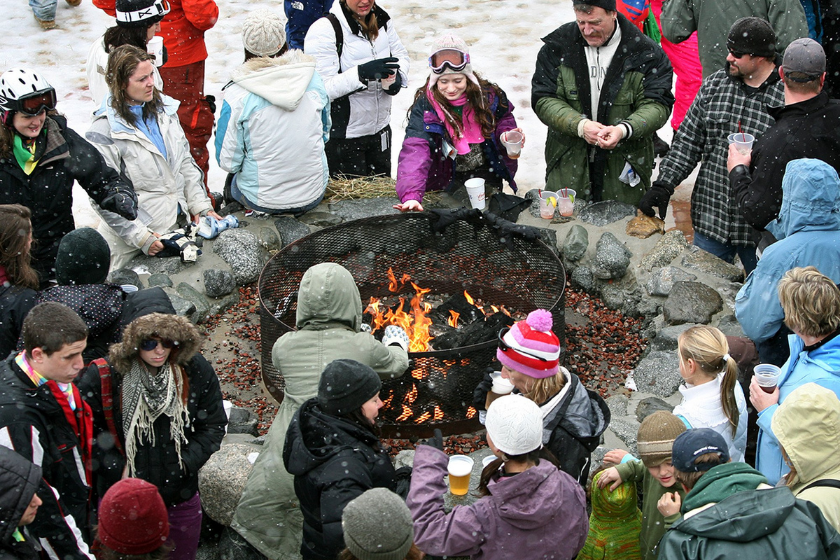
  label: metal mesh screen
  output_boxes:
[258,213,566,436]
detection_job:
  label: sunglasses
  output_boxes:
[497,327,549,362]
[729,50,748,59]
[429,49,470,74]
[17,89,57,116]
[140,338,176,351]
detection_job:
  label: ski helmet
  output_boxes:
[0,68,56,126]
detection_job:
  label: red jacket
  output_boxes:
[92,0,218,67]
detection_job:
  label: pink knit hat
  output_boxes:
[428,34,480,90]
[496,309,561,378]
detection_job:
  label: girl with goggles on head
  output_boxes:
[394,34,524,212]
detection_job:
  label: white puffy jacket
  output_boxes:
[304,2,409,139]
[85,34,164,110]
[215,51,330,212]
[86,95,212,262]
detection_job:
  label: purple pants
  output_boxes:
[168,492,202,560]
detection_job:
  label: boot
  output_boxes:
[34,15,56,29]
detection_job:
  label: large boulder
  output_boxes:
[633,350,682,397]
[680,246,745,282]
[640,230,689,271]
[562,225,589,261]
[591,232,632,280]
[198,443,259,526]
[578,200,636,226]
[646,266,698,296]
[213,230,265,285]
[204,269,236,298]
[663,281,723,325]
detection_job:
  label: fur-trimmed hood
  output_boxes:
[109,313,202,373]
[232,50,316,110]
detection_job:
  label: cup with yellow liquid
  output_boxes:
[447,455,474,496]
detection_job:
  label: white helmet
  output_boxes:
[0,68,55,115]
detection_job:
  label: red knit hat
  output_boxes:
[98,478,169,555]
[496,309,561,378]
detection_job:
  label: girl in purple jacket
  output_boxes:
[393,34,522,212]
[406,395,589,559]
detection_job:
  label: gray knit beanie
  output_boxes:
[55,227,111,286]
[342,488,414,560]
[242,9,287,57]
[318,359,381,415]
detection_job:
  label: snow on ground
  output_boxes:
[2,0,682,227]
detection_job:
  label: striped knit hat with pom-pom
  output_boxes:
[496,309,561,378]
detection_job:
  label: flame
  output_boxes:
[386,268,412,293]
[412,362,429,381]
[414,411,432,424]
[403,384,418,404]
[395,404,413,422]
[466,406,477,419]
[433,406,444,421]
[366,276,434,352]
[448,310,460,328]
[380,392,393,410]
[464,290,474,305]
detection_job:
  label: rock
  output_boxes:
[217,527,265,560]
[663,281,724,325]
[127,253,190,276]
[716,314,744,337]
[626,211,665,238]
[591,232,632,279]
[562,225,589,261]
[601,283,628,311]
[606,394,629,417]
[227,407,259,437]
[219,200,244,216]
[651,323,700,351]
[298,210,343,227]
[577,200,636,226]
[537,228,559,254]
[198,443,259,525]
[598,270,641,315]
[251,435,266,445]
[204,269,236,298]
[258,227,281,252]
[640,230,689,271]
[634,350,682,397]
[274,217,311,248]
[609,418,640,454]
[635,396,675,423]
[394,449,415,469]
[330,198,401,221]
[646,266,698,296]
[161,287,197,318]
[109,268,142,289]
[680,246,745,282]
[637,297,662,318]
[177,282,211,323]
[213,230,265,285]
[148,273,173,288]
[208,292,241,317]
[571,265,596,293]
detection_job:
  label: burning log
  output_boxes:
[433,292,484,326]
[432,311,514,350]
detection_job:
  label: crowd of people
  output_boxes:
[4,0,840,558]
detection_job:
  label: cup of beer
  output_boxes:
[447,455,474,496]
[500,130,524,159]
[754,364,782,393]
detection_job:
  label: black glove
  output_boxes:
[357,57,399,82]
[638,182,673,220]
[100,184,138,221]
[472,368,495,412]
[427,428,444,451]
[384,72,402,96]
[428,207,484,234]
[393,466,413,499]
[205,95,216,114]
[483,211,540,250]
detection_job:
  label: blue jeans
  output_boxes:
[30,0,57,20]
[693,231,758,274]
[230,174,323,216]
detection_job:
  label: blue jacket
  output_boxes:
[285,0,334,50]
[735,159,840,343]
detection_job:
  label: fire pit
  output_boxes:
[258,211,566,437]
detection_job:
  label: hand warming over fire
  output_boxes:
[394,200,424,212]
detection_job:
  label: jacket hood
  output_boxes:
[283,398,379,476]
[682,462,768,513]
[295,263,362,332]
[232,51,316,111]
[119,287,177,332]
[109,312,202,373]
[0,446,41,542]
[766,158,840,240]
[545,370,610,442]
[38,284,124,338]
[786,331,840,375]
[486,461,574,530]
[772,383,840,484]
[674,486,796,541]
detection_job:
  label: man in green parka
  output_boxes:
[532,0,674,205]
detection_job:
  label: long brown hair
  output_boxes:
[410,73,500,140]
[340,0,379,41]
[103,24,150,53]
[678,326,740,436]
[106,44,164,128]
[0,205,38,289]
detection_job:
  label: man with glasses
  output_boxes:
[639,18,787,274]
[532,0,674,207]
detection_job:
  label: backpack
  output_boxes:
[92,358,125,457]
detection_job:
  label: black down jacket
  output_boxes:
[0,445,42,560]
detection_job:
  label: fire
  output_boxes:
[433,406,444,421]
[366,270,434,352]
[448,310,460,328]
[414,411,432,424]
[395,404,412,422]
[464,290,474,305]
[466,406,477,419]
[403,384,418,404]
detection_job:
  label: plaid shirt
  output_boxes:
[657,67,784,246]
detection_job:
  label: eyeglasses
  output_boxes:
[429,49,470,74]
[497,327,549,362]
[140,338,176,351]
[17,89,57,116]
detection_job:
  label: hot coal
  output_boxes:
[432,292,484,326]
[431,311,514,350]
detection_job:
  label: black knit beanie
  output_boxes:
[573,0,617,12]
[115,0,167,28]
[318,359,381,415]
[342,488,414,560]
[727,17,776,58]
[55,228,111,286]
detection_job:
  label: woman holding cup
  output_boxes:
[752,266,840,485]
[407,395,588,559]
[394,34,522,212]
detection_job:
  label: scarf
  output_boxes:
[15,352,76,411]
[121,360,189,477]
[12,134,39,175]
[427,90,485,155]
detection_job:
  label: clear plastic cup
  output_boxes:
[447,455,474,495]
[482,455,498,469]
[500,131,524,159]
[539,191,557,219]
[754,363,782,393]
[557,189,576,217]
[728,132,755,155]
[464,178,486,210]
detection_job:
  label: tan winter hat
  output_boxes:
[636,411,686,468]
[242,9,286,57]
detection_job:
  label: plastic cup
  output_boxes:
[500,130,524,159]
[464,178,486,210]
[491,375,515,395]
[147,36,164,67]
[754,363,782,393]
[727,132,755,155]
[557,189,576,217]
[539,191,557,219]
[482,455,498,469]
[447,455,474,495]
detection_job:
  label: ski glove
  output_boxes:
[100,184,138,221]
[383,72,403,96]
[357,57,399,81]
[382,325,410,351]
[638,182,673,220]
[156,229,201,263]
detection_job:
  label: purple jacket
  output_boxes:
[407,445,588,560]
[396,88,519,203]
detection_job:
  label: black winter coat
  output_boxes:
[0,446,42,560]
[283,399,397,560]
[0,284,36,359]
[0,116,129,283]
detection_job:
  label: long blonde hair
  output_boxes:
[678,326,740,436]
[521,370,566,406]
